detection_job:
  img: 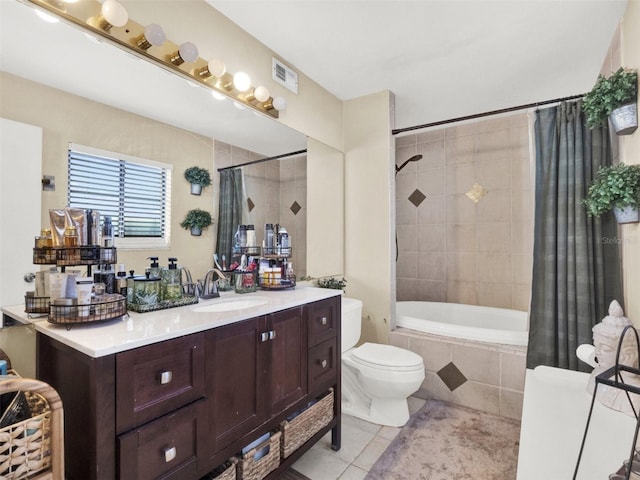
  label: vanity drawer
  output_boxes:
[118,399,206,480]
[308,338,338,394]
[307,296,339,347]
[116,332,205,433]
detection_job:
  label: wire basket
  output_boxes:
[258,274,296,290]
[24,294,49,314]
[261,247,291,258]
[48,294,126,326]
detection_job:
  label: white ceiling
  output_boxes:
[208,0,628,132]
[1,0,629,154]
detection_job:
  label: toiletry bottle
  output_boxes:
[126,270,136,303]
[116,264,127,297]
[162,257,183,301]
[264,223,274,254]
[101,216,114,262]
[64,226,80,263]
[246,224,256,248]
[147,257,162,278]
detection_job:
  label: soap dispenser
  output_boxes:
[162,257,183,301]
[147,257,162,279]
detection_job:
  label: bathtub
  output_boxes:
[396,301,529,347]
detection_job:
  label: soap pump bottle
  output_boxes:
[147,257,162,279]
[162,257,183,301]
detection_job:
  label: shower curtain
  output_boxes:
[527,101,622,371]
[216,168,245,268]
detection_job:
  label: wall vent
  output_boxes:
[272,57,298,94]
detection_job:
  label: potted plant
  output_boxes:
[184,166,212,195]
[583,67,638,135]
[180,208,213,235]
[582,163,640,223]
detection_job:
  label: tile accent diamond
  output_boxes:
[465,183,488,203]
[408,189,427,207]
[437,362,467,391]
[247,197,255,212]
[290,201,302,215]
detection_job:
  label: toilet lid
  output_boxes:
[351,343,423,371]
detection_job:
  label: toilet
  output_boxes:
[341,296,425,427]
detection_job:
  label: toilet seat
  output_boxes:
[351,342,423,372]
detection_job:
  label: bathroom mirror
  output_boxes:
[1,0,345,279]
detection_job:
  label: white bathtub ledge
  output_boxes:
[517,366,635,480]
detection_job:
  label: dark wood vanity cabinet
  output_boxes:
[36,295,340,480]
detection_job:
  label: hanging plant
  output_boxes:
[184,166,212,195]
[180,208,213,236]
[582,68,638,133]
[582,163,640,223]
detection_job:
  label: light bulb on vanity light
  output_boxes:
[232,72,251,92]
[272,96,287,111]
[170,42,199,65]
[248,85,270,103]
[136,23,166,50]
[198,58,226,80]
[99,0,128,31]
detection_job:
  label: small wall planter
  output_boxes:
[184,166,212,196]
[610,103,638,135]
[614,206,640,224]
[180,209,213,236]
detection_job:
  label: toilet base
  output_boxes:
[342,396,410,427]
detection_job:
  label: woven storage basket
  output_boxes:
[202,458,237,480]
[280,388,334,458]
[236,431,281,480]
[0,376,64,480]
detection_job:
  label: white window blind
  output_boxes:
[67,144,172,246]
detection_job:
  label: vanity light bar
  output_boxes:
[22,0,281,118]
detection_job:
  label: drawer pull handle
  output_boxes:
[164,446,177,463]
[160,371,173,385]
[260,332,269,342]
[321,359,328,369]
[269,330,276,340]
[321,316,328,325]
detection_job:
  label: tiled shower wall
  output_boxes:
[214,141,307,276]
[395,113,533,311]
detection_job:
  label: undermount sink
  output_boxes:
[192,297,270,313]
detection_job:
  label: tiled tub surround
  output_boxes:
[390,327,526,420]
[395,112,534,311]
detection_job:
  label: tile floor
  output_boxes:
[292,397,427,480]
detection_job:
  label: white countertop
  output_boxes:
[517,366,636,480]
[1,287,342,358]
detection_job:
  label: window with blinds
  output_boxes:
[67,144,172,248]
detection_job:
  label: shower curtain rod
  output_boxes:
[391,93,585,135]
[217,149,307,172]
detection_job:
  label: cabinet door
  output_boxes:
[268,306,307,415]
[206,317,268,454]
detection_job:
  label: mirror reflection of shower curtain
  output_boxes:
[527,101,622,372]
[216,168,245,267]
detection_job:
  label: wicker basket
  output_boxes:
[280,389,334,458]
[201,458,237,480]
[236,431,281,480]
[0,376,64,480]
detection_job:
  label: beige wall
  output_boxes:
[344,91,395,344]
[395,113,533,311]
[620,0,640,324]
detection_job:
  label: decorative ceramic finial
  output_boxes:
[600,300,630,330]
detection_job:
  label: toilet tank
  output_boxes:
[341,297,363,352]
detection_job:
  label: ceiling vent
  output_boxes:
[272,57,298,94]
